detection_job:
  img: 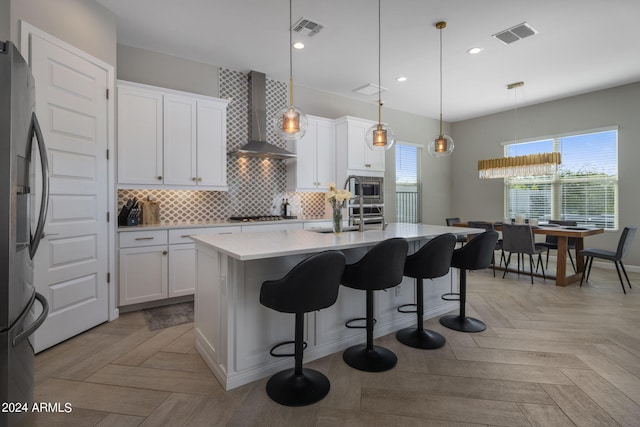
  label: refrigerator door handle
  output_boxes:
[29,112,50,259]
[11,292,49,347]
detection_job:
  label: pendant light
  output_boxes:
[365,0,395,151]
[273,0,308,141]
[428,21,454,157]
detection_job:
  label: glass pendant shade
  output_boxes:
[366,122,395,151]
[274,105,307,140]
[273,0,307,141]
[428,134,454,157]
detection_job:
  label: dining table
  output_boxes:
[455,222,604,286]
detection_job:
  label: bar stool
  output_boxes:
[396,233,456,349]
[439,230,498,333]
[341,238,408,372]
[259,250,346,406]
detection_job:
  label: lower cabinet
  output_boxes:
[118,226,240,306]
[119,244,169,305]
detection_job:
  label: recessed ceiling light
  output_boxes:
[395,76,408,82]
[293,42,305,50]
[467,47,483,54]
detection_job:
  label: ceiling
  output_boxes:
[96,0,640,122]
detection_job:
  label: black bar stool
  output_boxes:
[396,233,456,349]
[341,238,408,372]
[259,250,346,406]
[439,230,498,333]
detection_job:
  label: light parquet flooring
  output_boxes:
[21,266,640,426]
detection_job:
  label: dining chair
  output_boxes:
[501,224,548,284]
[580,226,637,294]
[446,217,467,247]
[468,221,505,277]
[537,220,577,273]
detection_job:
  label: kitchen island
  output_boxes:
[191,223,482,390]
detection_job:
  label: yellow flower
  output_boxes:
[326,183,352,206]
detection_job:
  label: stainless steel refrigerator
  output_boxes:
[1,41,50,426]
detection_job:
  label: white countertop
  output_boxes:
[191,223,483,261]
[117,217,330,232]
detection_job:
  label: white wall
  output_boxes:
[10,0,116,65]
[117,44,219,97]
[451,81,640,266]
[1,1,9,41]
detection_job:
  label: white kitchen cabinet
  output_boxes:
[119,244,169,305]
[117,84,163,185]
[169,243,196,297]
[286,115,335,191]
[167,227,239,297]
[163,94,197,186]
[335,116,385,182]
[117,80,229,190]
[118,226,240,306]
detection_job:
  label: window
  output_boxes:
[504,128,618,230]
[396,143,421,223]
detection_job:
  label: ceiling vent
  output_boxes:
[292,18,324,37]
[492,22,538,45]
[353,83,387,96]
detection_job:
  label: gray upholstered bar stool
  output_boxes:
[341,238,408,372]
[439,230,499,333]
[396,233,456,349]
[260,250,346,406]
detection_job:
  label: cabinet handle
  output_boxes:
[192,177,197,181]
[197,177,203,182]
[157,176,163,180]
[181,235,192,238]
[135,237,154,241]
[162,250,168,255]
[365,164,371,168]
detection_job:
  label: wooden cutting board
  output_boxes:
[141,201,160,224]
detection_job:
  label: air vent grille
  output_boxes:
[492,22,538,45]
[292,18,324,37]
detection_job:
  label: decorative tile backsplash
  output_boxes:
[117,68,327,222]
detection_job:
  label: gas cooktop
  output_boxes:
[229,215,297,222]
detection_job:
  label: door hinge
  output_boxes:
[106,88,109,99]
[107,272,111,283]
[107,211,110,222]
[106,149,109,160]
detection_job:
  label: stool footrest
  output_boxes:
[397,303,418,314]
[441,292,460,301]
[345,317,376,329]
[269,340,307,358]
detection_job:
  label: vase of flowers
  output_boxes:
[326,182,352,234]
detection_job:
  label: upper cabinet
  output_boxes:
[117,80,229,190]
[117,83,163,185]
[286,115,335,192]
[335,116,385,181]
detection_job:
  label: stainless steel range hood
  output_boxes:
[233,71,296,160]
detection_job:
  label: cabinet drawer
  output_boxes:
[119,230,169,248]
[168,226,240,244]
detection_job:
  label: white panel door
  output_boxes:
[30,33,109,352]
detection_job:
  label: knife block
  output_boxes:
[141,201,160,225]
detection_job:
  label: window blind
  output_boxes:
[504,129,618,229]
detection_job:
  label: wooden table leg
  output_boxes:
[555,237,585,286]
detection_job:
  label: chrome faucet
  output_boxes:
[344,175,365,232]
